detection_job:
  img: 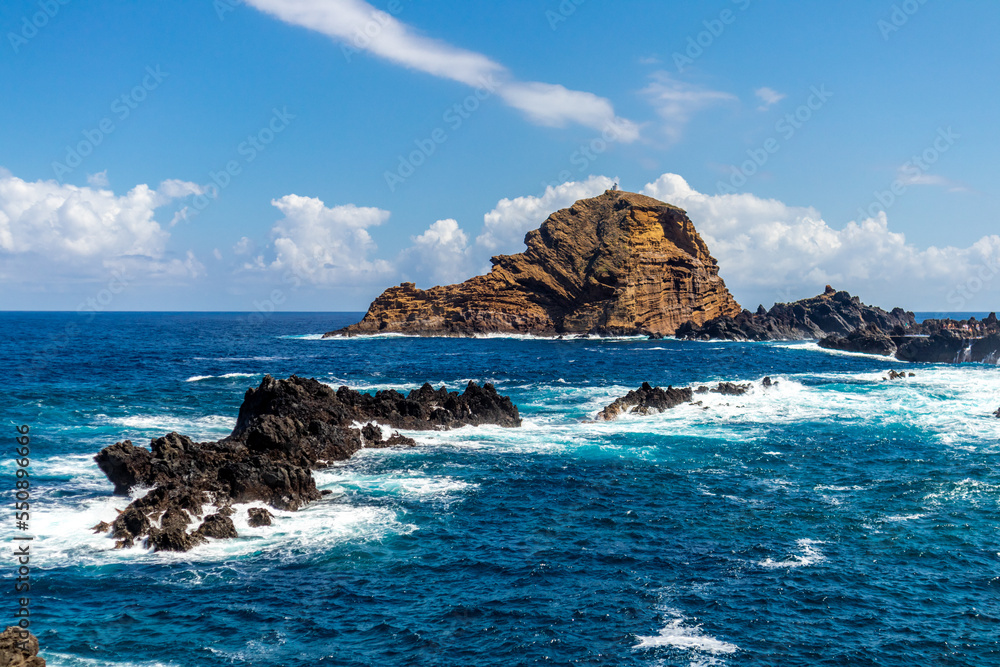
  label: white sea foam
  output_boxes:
[105,414,236,439]
[185,372,258,382]
[758,539,827,569]
[45,654,180,667]
[635,617,739,655]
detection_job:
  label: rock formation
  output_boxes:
[327,190,741,337]
[94,376,520,551]
[596,380,756,420]
[676,286,915,341]
[895,331,1000,363]
[819,324,898,356]
[0,627,44,667]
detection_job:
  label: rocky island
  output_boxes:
[327,190,742,337]
[93,376,520,552]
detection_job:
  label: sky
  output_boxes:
[2,0,999,313]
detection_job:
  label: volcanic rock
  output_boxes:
[327,190,741,337]
[676,286,914,341]
[819,324,898,356]
[0,627,44,666]
[597,382,694,420]
[247,507,274,527]
[896,331,1000,363]
[93,375,521,551]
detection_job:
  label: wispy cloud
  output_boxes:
[641,72,736,143]
[244,0,638,141]
[754,86,785,111]
[896,168,972,193]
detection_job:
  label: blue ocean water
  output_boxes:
[3,312,999,667]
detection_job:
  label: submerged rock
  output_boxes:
[247,507,274,527]
[597,382,694,420]
[93,375,521,551]
[0,626,45,666]
[327,190,741,337]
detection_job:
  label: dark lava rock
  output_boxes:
[93,375,521,551]
[247,507,274,527]
[597,382,694,420]
[0,626,45,667]
[710,382,751,396]
[194,513,238,540]
[895,330,970,363]
[677,287,914,341]
[994,407,1000,418]
[819,324,897,356]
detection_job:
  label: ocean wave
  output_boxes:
[103,414,236,439]
[635,616,739,655]
[758,539,827,569]
[184,372,259,382]
[46,654,180,667]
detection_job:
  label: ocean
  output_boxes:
[3,311,999,666]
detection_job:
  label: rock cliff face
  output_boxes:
[328,190,741,337]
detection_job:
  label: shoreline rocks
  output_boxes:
[0,627,44,666]
[676,286,915,342]
[327,190,741,338]
[819,324,898,356]
[93,376,521,552]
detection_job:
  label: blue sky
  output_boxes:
[2,0,999,313]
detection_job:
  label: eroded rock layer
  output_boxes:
[328,190,741,337]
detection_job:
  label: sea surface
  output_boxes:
[3,312,999,666]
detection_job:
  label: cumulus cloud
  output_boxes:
[244,0,637,140]
[754,86,785,111]
[87,170,109,187]
[0,169,205,280]
[642,72,736,143]
[640,173,1000,309]
[399,218,474,286]
[266,194,394,284]
[476,175,614,254]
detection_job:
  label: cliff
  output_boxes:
[327,190,741,337]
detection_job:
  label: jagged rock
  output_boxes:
[326,190,741,337]
[247,507,274,527]
[91,521,111,533]
[993,407,1000,418]
[597,382,694,420]
[819,324,898,356]
[0,626,45,666]
[677,287,914,341]
[896,331,1000,363]
[93,376,521,551]
[762,376,777,388]
[710,382,751,396]
[194,514,238,540]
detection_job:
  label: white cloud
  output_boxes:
[244,0,637,140]
[0,169,204,280]
[642,72,736,143]
[266,194,394,284]
[640,173,1000,309]
[754,86,786,111]
[87,170,109,187]
[476,176,614,254]
[399,218,473,286]
[233,236,253,255]
[896,167,971,193]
